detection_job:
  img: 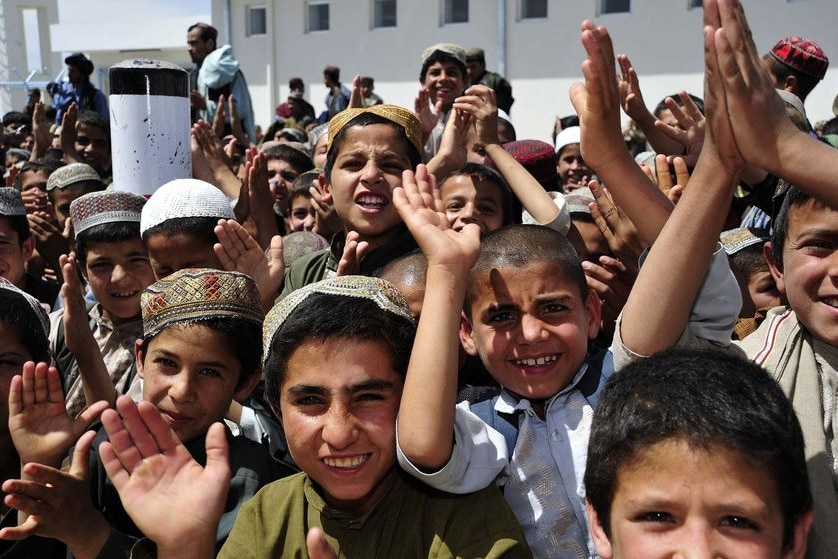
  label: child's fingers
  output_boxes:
[99,440,130,490]
[204,422,232,481]
[68,430,97,479]
[114,397,161,461]
[672,157,690,187]
[46,365,64,404]
[306,527,338,559]
[136,400,183,456]
[655,154,673,189]
[8,374,24,417]
[74,402,109,438]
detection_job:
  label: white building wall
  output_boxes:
[0,0,62,115]
[217,0,838,142]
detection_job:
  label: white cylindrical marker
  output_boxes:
[109,59,191,196]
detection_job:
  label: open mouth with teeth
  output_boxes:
[512,354,559,368]
[323,454,370,469]
[356,194,388,211]
[111,290,139,299]
[822,297,838,309]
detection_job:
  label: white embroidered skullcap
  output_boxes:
[0,187,26,217]
[140,178,234,236]
[46,163,102,191]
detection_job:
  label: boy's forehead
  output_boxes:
[469,261,585,306]
[786,198,838,237]
[337,124,408,155]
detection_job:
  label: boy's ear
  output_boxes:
[21,234,35,262]
[585,499,613,559]
[459,311,479,357]
[319,175,333,204]
[764,242,787,296]
[584,289,602,340]
[134,338,145,379]
[233,369,261,403]
[786,509,814,559]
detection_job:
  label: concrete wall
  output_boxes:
[0,0,62,115]
[217,0,838,142]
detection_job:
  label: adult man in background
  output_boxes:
[47,53,109,124]
[187,22,256,142]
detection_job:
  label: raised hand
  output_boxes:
[59,103,82,163]
[568,21,632,173]
[212,94,228,138]
[653,92,707,166]
[348,75,364,109]
[336,231,370,277]
[616,54,650,122]
[99,396,226,559]
[31,101,52,159]
[453,84,498,149]
[393,164,480,272]
[414,87,440,140]
[588,181,643,277]
[8,362,108,470]
[214,218,284,308]
[0,431,112,557]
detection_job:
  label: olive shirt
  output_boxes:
[279,226,418,298]
[218,470,532,558]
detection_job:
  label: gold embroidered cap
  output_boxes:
[326,104,422,157]
[141,269,264,338]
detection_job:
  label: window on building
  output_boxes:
[520,0,547,20]
[443,0,469,24]
[307,1,330,32]
[374,0,397,27]
[247,5,267,36]
[598,0,631,15]
[21,8,43,72]
[688,0,703,8]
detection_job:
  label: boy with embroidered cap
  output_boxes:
[762,36,829,102]
[281,104,423,294]
[140,178,234,278]
[87,273,531,558]
[1,268,287,556]
[417,43,467,160]
[50,190,153,417]
[0,188,59,308]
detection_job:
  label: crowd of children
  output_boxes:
[0,0,836,556]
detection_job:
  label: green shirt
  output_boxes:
[280,226,418,299]
[218,471,532,558]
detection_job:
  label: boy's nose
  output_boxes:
[517,314,547,344]
[168,373,196,403]
[322,409,359,450]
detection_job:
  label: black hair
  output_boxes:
[288,172,317,207]
[324,112,422,181]
[765,56,820,100]
[653,92,706,118]
[3,111,30,130]
[585,347,811,547]
[439,163,515,227]
[76,110,110,139]
[770,186,816,270]
[728,234,770,281]
[141,216,219,245]
[323,65,340,83]
[419,51,466,83]
[2,215,31,245]
[188,22,218,44]
[262,143,314,174]
[360,76,374,87]
[289,77,304,90]
[18,157,64,180]
[139,316,261,390]
[75,221,141,267]
[263,292,416,414]
[0,292,50,363]
[465,225,587,318]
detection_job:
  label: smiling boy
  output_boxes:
[50,190,153,417]
[417,43,467,161]
[1,268,286,556]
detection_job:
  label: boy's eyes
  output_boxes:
[153,356,178,369]
[634,511,676,524]
[719,515,760,531]
[487,311,516,324]
[199,367,222,378]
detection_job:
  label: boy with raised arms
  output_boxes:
[619,1,838,555]
[396,16,742,558]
